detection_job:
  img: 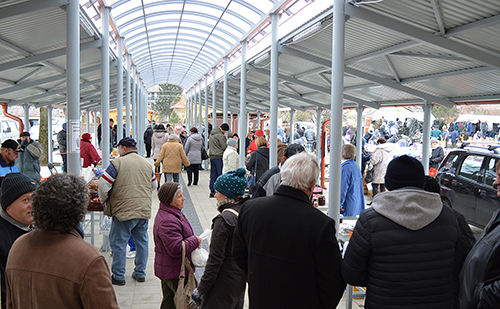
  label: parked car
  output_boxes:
[0,116,20,141]
[29,125,59,149]
[437,143,500,227]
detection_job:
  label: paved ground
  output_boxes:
[74,158,364,309]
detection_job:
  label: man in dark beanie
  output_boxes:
[342,155,469,309]
[0,173,37,309]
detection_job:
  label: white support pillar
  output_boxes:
[212,71,217,129]
[257,111,261,130]
[355,105,364,167]
[131,69,136,141]
[223,57,229,124]
[116,36,124,142]
[239,40,248,168]
[23,104,29,132]
[198,79,201,130]
[194,86,198,126]
[67,0,81,175]
[100,6,111,167]
[93,110,98,148]
[269,13,279,169]
[204,76,209,140]
[125,55,131,138]
[422,101,432,173]
[85,109,90,134]
[328,0,346,231]
[290,108,295,144]
[47,105,53,163]
[316,107,322,165]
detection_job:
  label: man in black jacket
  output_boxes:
[233,152,345,309]
[342,155,469,309]
[143,124,153,158]
[0,173,37,309]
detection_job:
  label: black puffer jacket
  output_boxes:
[342,189,469,309]
[197,200,246,309]
[245,146,269,182]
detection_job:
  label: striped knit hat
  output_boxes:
[158,182,181,205]
[214,168,248,199]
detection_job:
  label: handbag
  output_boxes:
[201,144,209,161]
[174,241,199,309]
[247,151,258,187]
[364,163,374,183]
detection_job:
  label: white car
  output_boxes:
[29,125,59,149]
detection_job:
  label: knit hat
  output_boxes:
[81,133,92,141]
[385,155,425,191]
[118,137,136,147]
[284,144,305,158]
[227,138,237,147]
[214,168,247,199]
[158,182,181,205]
[220,123,230,132]
[254,129,264,137]
[1,173,37,210]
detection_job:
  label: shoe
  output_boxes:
[193,183,198,186]
[209,192,215,198]
[112,276,126,286]
[187,182,191,186]
[126,251,136,259]
[132,272,145,283]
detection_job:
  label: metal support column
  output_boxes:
[85,109,90,134]
[100,6,111,167]
[23,104,29,132]
[239,40,248,168]
[93,110,98,148]
[290,108,295,144]
[125,55,131,138]
[212,71,217,128]
[194,86,198,126]
[198,82,202,129]
[257,111,261,130]
[328,0,346,229]
[422,101,432,173]
[355,105,364,167]
[47,105,53,163]
[131,69,136,141]
[269,13,279,169]
[316,107,322,165]
[204,76,209,141]
[67,0,81,175]
[116,37,124,142]
[223,57,228,124]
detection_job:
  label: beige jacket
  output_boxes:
[155,139,190,173]
[6,228,119,309]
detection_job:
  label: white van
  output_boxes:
[0,116,20,142]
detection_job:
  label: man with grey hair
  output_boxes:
[233,152,345,309]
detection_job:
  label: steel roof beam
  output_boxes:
[430,0,446,36]
[0,39,102,73]
[390,52,472,62]
[344,40,420,65]
[384,55,401,83]
[400,66,494,83]
[344,5,500,69]
[444,13,500,38]
[0,0,70,20]
[280,45,454,108]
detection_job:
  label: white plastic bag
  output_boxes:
[100,215,112,236]
[191,229,212,267]
[191,248,209,267]
[83,167,96,184]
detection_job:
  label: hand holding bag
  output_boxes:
[174,241,199,309]
[247,151,258,187]
[364,163,374,183]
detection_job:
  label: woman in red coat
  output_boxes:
[80,133,101,168]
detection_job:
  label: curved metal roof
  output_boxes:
[89,0,278,89]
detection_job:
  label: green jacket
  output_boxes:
[208,127,227,158]
[104,150,153,221]
[16,140,43,183]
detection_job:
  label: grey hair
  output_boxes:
[342,144,356,160]
[281,152,319,192]
[174,184,182,198]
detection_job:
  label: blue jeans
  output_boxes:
[164,173,179,183]
[109,217,149,280]
[128,235,136,251]
[209,158,223,193]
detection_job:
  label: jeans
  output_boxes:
[209,158,223,193]
[160,279,179,309]
[373,183,386,196]
[145,143,152,157]
[61,153,67,173]
[128,235,136,251]
[186,164,200,185]
[164,173,179,183]
[109,217,149,280]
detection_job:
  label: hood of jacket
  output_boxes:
[153,131,166,138]
[210,126,223,137]
[376,142,393,153]
[188,132,202,142]
[372,188,442,230]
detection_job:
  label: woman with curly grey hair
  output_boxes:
[5,174,119,308]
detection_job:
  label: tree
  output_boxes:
[169,110,182,125]
[39,107,48,165]
[432,105,459,123]
[151,84,183,121]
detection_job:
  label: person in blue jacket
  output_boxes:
[340,144,365,217]
[0,139,22,187]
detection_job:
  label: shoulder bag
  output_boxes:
[174,241,199,309]
[201,143,209,161]
[247,151,258,187]
[364,163,374,183]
